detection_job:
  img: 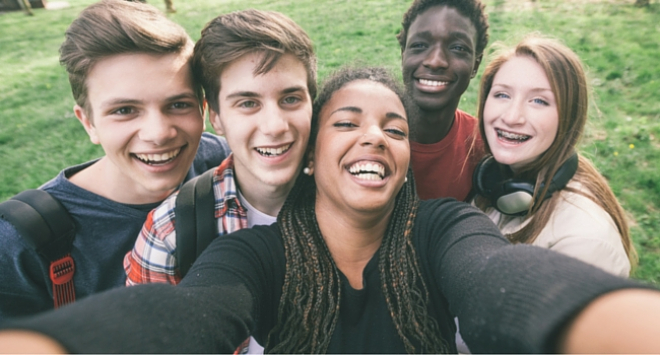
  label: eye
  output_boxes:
[281,96,301,105]
[407,42,428,51]
[451,44,467,52]
[171,101,193,110]
[112,106,136,115]
[385,128,407,138]
[493,92,510,99]
[532,98,549,106]
[239,100,258,109]
[333,121,356,128]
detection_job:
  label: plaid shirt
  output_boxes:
[124,155,248,285]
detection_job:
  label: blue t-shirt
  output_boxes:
[0,132,229,319]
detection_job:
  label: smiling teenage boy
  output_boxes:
[0,0,229,319]
[398,0,489,201]
[123,9,316,353]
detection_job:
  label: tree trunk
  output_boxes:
[635,0,650,7]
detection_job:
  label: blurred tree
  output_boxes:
[635,0,650,6]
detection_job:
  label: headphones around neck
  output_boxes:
[473,153,579,216]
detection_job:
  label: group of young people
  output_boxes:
[0,0,657,353]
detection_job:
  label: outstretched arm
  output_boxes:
[0,330,66,353]
[559,288,660,353]
[3,288,660,353]
[0,225,283,353]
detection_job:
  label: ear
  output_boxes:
[209,108,224,136]
[305,146,315,175]
[201,99,207,131]
[471,53,484,79]
[74,105,100,145]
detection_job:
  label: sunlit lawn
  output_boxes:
[0,0,658,282]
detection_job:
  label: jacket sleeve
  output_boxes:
[417,199,648,353]
[1,225,282,354]
[0,220,54,320]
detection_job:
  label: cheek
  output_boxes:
[542,113,559,145]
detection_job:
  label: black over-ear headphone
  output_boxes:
[473,153,578,216]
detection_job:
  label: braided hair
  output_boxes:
[268,67,448,353]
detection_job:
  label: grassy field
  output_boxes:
[0,0,658,282]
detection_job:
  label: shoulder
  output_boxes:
[453,110,482,148]
[534,188,630,276]
[415,199,503,242]
[455,110,478,132]
[548,188,620,241]
[199,132,230,154]
[455,109,477,123]
[188,133,231,179]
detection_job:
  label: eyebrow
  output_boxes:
[491,83,553,93]
[330,106,361,116]
[166,93,199,102]
[330,106,407,121]
[386,112,406,121]
[225,85,307,100]
[410,30,474,44]
[102,92,197,108]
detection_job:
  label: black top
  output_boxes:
[4,199,643,353]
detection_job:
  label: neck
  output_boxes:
[69,157,173,204]
[315,197,393,289]
[235,177,293,217]
[409,106,457,144]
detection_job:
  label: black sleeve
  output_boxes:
[415,199,650,353]
[1,225,285,354]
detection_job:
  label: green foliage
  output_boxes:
[1,0,659,282]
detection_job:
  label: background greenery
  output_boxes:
[0,0,658,282]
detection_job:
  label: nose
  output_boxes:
[359,124,387,149]
[422,45,449,70]
[501,99,526,126]
[259,105,289,137]
[139,110,177,145]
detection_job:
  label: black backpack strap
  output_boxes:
[175,168,217,278]
[0,189,76,308]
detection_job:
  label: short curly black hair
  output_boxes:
[397,0,489,57]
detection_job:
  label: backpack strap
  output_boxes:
[175,168,217,278]
[0,189,76,308]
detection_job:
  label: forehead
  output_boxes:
[493,55,551,89]
[407,6,477,45]
[85,51,194,105]
[320,80,406,120]
[219,52,308,95]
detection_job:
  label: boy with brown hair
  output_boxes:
[0,0,229,318]
[122,9,317,353]
[398,0,489,201]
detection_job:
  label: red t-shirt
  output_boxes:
[410,110,484,201]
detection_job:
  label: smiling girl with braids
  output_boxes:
[2,67,660,354]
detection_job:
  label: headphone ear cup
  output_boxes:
[496,181,535,216]
[473,156,494,199]
[473,155,535,216]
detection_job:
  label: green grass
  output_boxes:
[1,0,659,282]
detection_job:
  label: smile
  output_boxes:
[497,129,531,143]
[348,161,385,181]
[134,147,181,165]
[418,78,448,87]
[255,143,292,157]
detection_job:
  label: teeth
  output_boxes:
[256,143,292,157]
[135,148,181,164]
[348,161,385,180]
[419,79,448,87]
[497,129,530,141]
